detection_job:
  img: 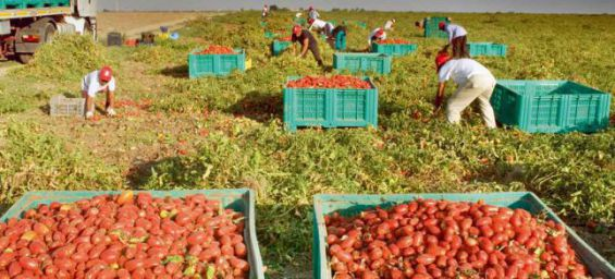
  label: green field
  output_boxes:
[0,11,613,276]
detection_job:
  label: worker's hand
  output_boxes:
[434,95,444,111]
[106,108,116,117]
[85,111,94,120]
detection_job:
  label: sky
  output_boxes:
[99,0,615,14]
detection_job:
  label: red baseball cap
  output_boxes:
[435,52,451,71]
[308,18,315,25]
[99,66,112,83]
[438,22,447,30]
[292,25,302,35]
[375,29,385,38]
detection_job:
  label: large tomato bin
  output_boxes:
[491,80,611,133]
[467,42,508,57]
[333,53,392,75]
[188,47,246,79]
[312,192,614,279]
[283,76,378,132]
[1,189,266,279]
[371,40,417,56]
[424,16,450,39]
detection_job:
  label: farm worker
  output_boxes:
[81,66,116,119]
[434,52,497,128]
[414,18,427,29]
[262,5,269,18]
[292,25,323,66]
[308,6,320,20]
[367,27,386,49]
[439,22,469,58]
[384,19,396,30]
[308,19,347,50]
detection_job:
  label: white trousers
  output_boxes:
[446,74,497,128]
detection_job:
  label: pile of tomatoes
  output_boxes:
[377,39,411,45]
[0,192,250,279]
[325,199,590,279]
[198,45,235,55]
[287,76,372,89]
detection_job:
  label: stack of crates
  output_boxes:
[424,16,450,39]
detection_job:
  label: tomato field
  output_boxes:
[0,10,613,277]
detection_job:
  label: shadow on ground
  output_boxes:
[226,90,283,123]
[160,65,189,78]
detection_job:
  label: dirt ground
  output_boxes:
[97,12,217,37]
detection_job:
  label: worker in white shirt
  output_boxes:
[434,52,497,128]
[308,6,320,20]
[384,19,396,30]
[439,22,469,58]
[308,18,347,50]
[262,5,269,18]
[81,66,116,119]
[367,27,386,50]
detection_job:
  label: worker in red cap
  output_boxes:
[439,21,469,58]
[367,27,386,50]
[434,52,497,128]
[291,25,323,66]
[308,6,320,20]
[81,66,116,119]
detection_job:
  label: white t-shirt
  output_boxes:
[308,10,320,20]
[444,24,468,42]
[81,70,116,97]
[384,20,394,30]
[368,28,386,44]
[438,59,494,86]
[309,19,334,35]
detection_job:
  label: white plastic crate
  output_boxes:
[49,95,85,117]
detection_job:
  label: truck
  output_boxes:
[0,0,96,63]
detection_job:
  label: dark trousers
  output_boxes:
[305,43,323,66]
[327,26,347,50]
[452,35,469,58]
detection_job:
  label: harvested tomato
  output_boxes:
[326,199,590,279]
[376,38,411,44]
[0,193,250,278]
[198,45,235,55]
[287,75,372,89]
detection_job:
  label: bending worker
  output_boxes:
[308,6,320,20]
[292,25,323,66]
[367,27,386,50]
[439,22,469,58]
[82,66,116,120]
[384,19,396,30]
[308,18,347,50]
[434,52,497,128]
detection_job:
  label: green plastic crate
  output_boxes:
[188,48,246,79]
[491,80,611,133]
[283,76,378,132]
[333,53,391,75]
[1,189,266,279]
[424,16,450,39]
[264,31,279,39]
[313,192,615,279]
[467,42,508,57]
[1,0,26,8]
[334,30,346,51]
[371,42,417,56]
[271,40,291,56]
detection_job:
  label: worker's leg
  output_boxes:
[459,36,469,58]
[309,45,324,66]
[445,78,485,124]
[473,75,497,128]
[452,37,462,58]
[82,91,95,119]
[105,90,116,116]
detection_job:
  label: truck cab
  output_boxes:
[0,0,97,63]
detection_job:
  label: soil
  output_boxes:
[97,12,219,38]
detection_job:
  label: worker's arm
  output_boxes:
[434,82,446,111]
[301,39,309,57]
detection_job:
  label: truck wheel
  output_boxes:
[18,54,33,64]
[43,23,57,43]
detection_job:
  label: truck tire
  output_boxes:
[18,53,33,64]
[43,23,57,43]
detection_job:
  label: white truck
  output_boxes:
[0,0,97,63]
